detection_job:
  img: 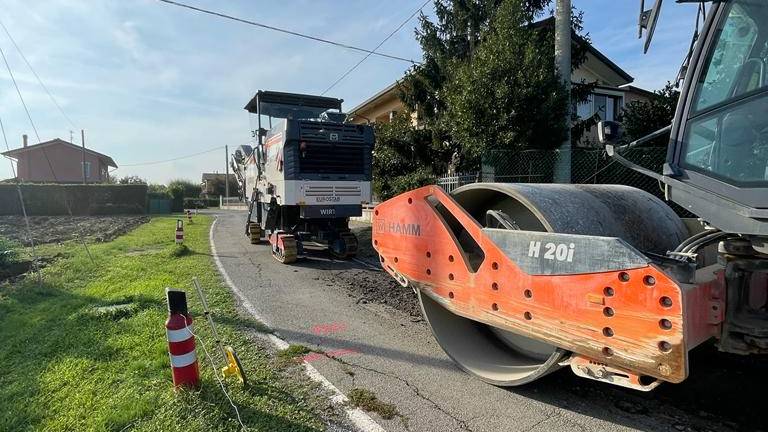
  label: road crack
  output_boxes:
[325,354,474,432]
[520,410,560,432]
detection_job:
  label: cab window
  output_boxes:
[682,1,768,184]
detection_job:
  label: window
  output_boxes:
[682,0,768,185]
[692,4,760,113]
[575,93,622,122]
[576,95,593,120]
[82,161,91,178]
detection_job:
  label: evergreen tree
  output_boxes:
[620,82,680,146]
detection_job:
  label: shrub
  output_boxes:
[0,236,19,269]
[183,198,204,209]
[167,179,201,212]
[182,198,218,209]
[0,184,148,215]
[373,114,444,201]
[168,244,192,258]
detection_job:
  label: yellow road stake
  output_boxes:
[193,277,248,385]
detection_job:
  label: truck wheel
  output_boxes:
[273,234,298,264]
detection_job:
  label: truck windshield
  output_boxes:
[259,102,329,120]
[683,0,768,185]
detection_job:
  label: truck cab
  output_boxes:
[240,90,374,262]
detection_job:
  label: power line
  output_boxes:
[1,115,41,287]
[0,19,78,131]
[0,39,94,263]
[120,145,226,167]
[0,43,40,143]
[1,41,58,178]
[155,0,419,65]
[322,0,429,96]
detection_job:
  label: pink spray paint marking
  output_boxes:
[311,321,348,336]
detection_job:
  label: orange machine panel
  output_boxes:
[372,185,693,382]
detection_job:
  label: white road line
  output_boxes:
[209,218,387,432]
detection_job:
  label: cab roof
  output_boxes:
[244,90,343,116]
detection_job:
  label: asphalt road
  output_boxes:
[211,211,765,432]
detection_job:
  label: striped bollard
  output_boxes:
[175,220,184,244]
[186,209,193,224]
[165,288,200,389]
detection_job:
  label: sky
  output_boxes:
[0,0,700,184]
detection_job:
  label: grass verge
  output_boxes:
[276,344,313,366]
[0,215,330,431]
[347,388,399,420]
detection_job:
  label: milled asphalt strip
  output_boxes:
[208,218,387,432]
[350,257,384,272]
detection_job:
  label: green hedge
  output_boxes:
[0,184,148,215]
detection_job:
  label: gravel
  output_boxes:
[325,222,422,318]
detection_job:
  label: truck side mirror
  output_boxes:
[597,120,624,145]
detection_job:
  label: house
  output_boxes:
[2,136,117,183]
[348,18,653,146]
[348,81,404,125]
[201,173,237,198]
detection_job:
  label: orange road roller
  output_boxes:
[372,184,766,390]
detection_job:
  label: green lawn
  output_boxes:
[0,215,329,431]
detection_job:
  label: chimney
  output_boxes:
[22,134,28,147]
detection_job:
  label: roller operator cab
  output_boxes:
[373,0,768,392]
[240,90,373,263]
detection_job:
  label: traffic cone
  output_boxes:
[165,288,200,389]
[175,220,184,244]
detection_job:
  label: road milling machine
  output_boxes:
[373,0,768,390]
[232,91,373,263]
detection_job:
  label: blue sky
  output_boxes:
[0,0,699,183]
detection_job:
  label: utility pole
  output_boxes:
[81,129,86,184]
[553,0,572,183]
[225,145,230,205]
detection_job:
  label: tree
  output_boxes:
[400,0,551,125]
[620,82,680,145]
[167,179,202,199]
[204,176,238,197]
[147,183,170,198]
[373,113,450,201]
[167,179,201,212]
[117,175,147,185]
[398,0,595,171]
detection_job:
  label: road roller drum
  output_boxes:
[372,183,702,390]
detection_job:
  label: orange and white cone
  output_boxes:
[175,220,184,244]
[165,288,200,389]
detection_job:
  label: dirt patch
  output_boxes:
[0,215,149,245]
[0,254,59,284]
[0,260,33,282]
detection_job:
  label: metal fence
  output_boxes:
[437,147,693,217]
[435,173,483,193]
